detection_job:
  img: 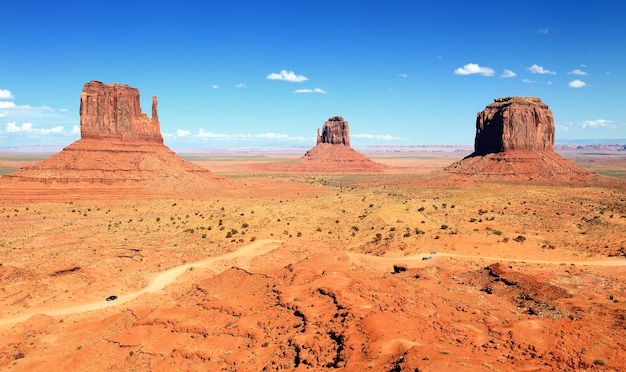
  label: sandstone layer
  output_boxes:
[445,97,595,181]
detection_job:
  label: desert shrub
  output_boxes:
[593,359,607,366]
[440,225,448,230]
[250,236,256,242]
[513,235,526,243]
[351,226,359,232]
[242,222,249,228]
[201,234,207,238]
[418,207,425,212]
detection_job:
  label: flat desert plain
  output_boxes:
[1,147,626,371]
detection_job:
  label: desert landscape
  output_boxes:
[1,83,625,371]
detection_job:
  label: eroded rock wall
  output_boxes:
[317,116,350,146]
[474,97,554,155]
[79,80,163,143]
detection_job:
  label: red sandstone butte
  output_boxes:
[474,96,554,155]
[0,81,224,201]
[80,80,163,143]
[444,97,595,182]
[317,116,350,146]
[301,115,384,170]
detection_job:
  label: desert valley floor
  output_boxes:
[1,148,625,371]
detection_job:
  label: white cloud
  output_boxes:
[293,88,327,94]
[521,78,535,84]
[195,129,309,142]
[71,125,80,134]
[568,79,586,88]
[0,111,8,118]
[5,121,66,134]
[453,63,494,76]
[580,119,613,128]
[537,28,550,34]
[501,69,516,78]
[211,85,219,89]
[527,64,556,75]
[352,133,403,141]
[235,83,247,88]
[6,122,32,132]
[0,101,17,109]
[398,73,408,78]
[568,69,588,76]
[266,70,308,83]
[0,89,14,100]
[177,129,192,137]
[58,108,69,112]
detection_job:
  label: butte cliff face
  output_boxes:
[317,116,350,146]
[300,116,384,172]
[444,97,594,182]
[80,80,163,143]
[474,97,554,155]
[0,81,223,200]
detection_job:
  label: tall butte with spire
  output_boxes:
[0,80,223,201]
[444,96,595,181]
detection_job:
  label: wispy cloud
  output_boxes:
[453,63,494,76]
[568,69,588,76]
[266,70,308,83]
[398,73,408,78]
[568,79,586,88]
[176,129,192,137]
[211,85,219,89]
[527,64,556,75]
[5,122,65,134]
[501,69,516,78]
[293,88,327,94]
[0,89,14,100]
[561,119,616,130]
[195,129,310,142]
[235,83,247,88]
[537,28,550,34]
[352,133,403,141]
[521,78,535,84]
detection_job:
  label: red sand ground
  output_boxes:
[0,148,625,371]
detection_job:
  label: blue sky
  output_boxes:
[1,0,625,148]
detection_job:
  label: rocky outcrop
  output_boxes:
[0,81,224,198]
[317,116,350,146]
[474,97,553,155]
[80,80,163,143]
[444,97,595,182]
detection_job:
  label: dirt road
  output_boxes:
[0,239,283,328]
[2,240,624,328]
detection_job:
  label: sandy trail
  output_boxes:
[2,240,624,328]
[0,239,283,328]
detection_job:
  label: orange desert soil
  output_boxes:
[1,150,626,371]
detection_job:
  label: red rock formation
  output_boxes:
[444,97,595,182]
[80,80,163,143]
[474,97,554,155]
[317,116,350,146]
[257,116,385,173]
[0,81,224,198]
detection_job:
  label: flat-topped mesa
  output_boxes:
[316,116,350,146]
[474,96,554,155]
[79,80,163,143]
